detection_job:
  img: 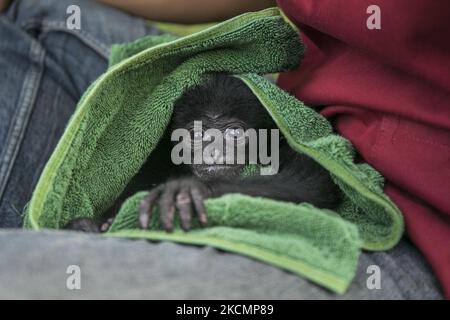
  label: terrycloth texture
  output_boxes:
[24,8,403,294]
[277,0,450,298]
[150,22,216,37]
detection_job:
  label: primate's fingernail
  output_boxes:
[199,214,207,225]
[139,214,148,229]
[181,220,191,231]
[139,212,149,229]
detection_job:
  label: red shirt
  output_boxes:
[277,0,450,298]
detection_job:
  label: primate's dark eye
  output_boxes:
[191,130,203,140]
[225,127,245,141]
[189,128,204,148]
[189,128,204,140]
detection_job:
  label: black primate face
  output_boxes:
[183,118,249,178]
[171,75,276,179]
[66,77,340,233]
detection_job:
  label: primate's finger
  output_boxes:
[65,218,101,233]
[100,217,114,233]
[139,189,160,229]
[159,186,177,232]
[191,188,208,226]
[175,188,193,231]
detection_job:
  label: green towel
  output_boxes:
[24,8,403,294]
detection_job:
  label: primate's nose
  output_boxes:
[211,148,222,162]
[202,132,211,141]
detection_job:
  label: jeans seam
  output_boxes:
[21,19,110,59]
[0,39,45,203]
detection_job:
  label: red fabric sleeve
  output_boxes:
[276,0,450,298]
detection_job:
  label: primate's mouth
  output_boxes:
[192,164,244,179]
[205,165,234,172]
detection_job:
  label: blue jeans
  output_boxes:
[0,0,443,299]
[0,0,161,227]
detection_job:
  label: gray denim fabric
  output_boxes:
[0,230,443,299]
[0,0,443,299]
[0,0,161,227]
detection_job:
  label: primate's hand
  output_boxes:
[64,217,114,233]
[139,178,209,232]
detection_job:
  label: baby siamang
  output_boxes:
[66,75,340,232]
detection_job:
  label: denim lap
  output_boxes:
[0,0,161,227]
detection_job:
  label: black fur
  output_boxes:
[171,74,340,209]
[66,74,340,232]
[172,75,275,132]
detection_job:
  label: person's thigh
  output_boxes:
[0,0,160,227]
[7,0,161,93]
[0,231,443,299]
